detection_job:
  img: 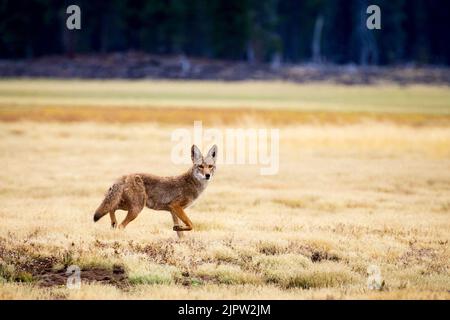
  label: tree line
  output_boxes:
[0,0,449,65]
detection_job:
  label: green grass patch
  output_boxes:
[0,80,448,114]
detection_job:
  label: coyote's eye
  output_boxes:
[208,165,213,169]
[198,165,204,169]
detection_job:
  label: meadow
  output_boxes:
[0,80,449,299]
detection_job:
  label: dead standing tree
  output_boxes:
[311,14,324,64]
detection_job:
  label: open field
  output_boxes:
[0,80,449,299]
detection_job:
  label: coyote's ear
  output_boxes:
[191,144,202,164]
[206,144,218,163]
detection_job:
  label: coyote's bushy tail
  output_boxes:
[93,183,123,222]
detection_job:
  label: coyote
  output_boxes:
[93,144,217,237]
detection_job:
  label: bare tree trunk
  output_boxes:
[312,15,324,64]
[247,42,255,65]
[61,10,75,59]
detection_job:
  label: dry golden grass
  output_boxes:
[0,120,449,300]
[0,80,449,299]
[1,105,449,126]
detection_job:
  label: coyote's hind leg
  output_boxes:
[119,208,142,229]
[109,211,118,229]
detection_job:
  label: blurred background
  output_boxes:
[0,0,449,82]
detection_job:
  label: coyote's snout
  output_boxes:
[93,144,217,237]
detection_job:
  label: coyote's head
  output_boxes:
[191,144,218,181]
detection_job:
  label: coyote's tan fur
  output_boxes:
[93,145,217,237]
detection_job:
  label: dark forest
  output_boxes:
[1,0,449,65]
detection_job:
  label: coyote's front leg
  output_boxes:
[170,205,193,232]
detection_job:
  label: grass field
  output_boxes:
[0,80,449,299]
[1,79,450,113]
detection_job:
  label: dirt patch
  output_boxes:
[0,240,128,288]
[311,250,340,263]
[400,246,439,268]
[36,265,128,288]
